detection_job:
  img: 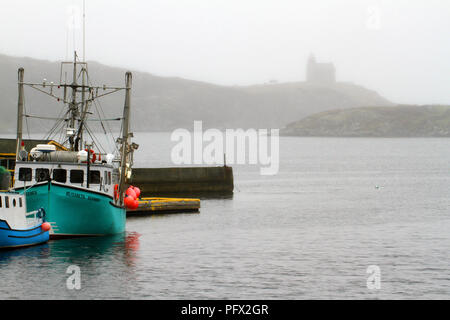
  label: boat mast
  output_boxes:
[119,72,132,204]
[15,54,131,161]
[69,52,78,151]
[76,66,87,151]
[16,68,24,161]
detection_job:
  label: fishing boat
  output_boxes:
[12,52,138,238]
[0,191,50,249]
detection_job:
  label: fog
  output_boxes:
[0,0,449,104]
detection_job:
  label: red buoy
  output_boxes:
[124,195,134,208]
[126,187,136,199]
[133,187,141,199]
[130,199,139,210]
[41,222,51,232]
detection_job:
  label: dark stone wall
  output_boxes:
[130,166,234,197]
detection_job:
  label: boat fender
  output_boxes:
[124,194,134,209]
[114,184,119,200]
[133,187,141,199]
[126,187,137,199]
[41,222,51,232]
[124,195,139,210]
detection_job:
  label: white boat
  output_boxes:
[0,191,50,249]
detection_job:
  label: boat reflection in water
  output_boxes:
[0,232,142,299]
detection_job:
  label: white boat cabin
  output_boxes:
[0,192,43,229]
[13,161,118,198]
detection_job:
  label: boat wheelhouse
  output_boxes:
[14,160,117,197]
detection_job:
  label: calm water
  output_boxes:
[0,134,449,299]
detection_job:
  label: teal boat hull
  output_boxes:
[17,182,126,238]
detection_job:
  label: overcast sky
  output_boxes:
[1,0,449,104]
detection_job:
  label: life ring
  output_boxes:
[85,149,97,163]
[38,170,48,181]
[114,184,119,200]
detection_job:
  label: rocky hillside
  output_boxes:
[282,105,450,137]
[0,53,392,133]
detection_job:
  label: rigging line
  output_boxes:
[24,114,122,121]
[40,98,69,140]
[50,114,68,140]
[45,117,64,142]
[22,105,61,140]
[25,115,66,121]
[92,99,108,135]
[22,83,63,140]
[20,99,67,142]
[44,111,66,140]
[60,135,71,147]
[23,98,31,140]
[46,116,69,142]
[48,120,65,143]
[93,98,118,154]
[26,84,66,103]
[44,109,71,141]
[86,75,119,154]
[93,100,120,152]
[82,66,125,157]
[84,122,107,155]
[56,125,64,148]
[83,121,102,150]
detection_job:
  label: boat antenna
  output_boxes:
[83,0,86,62]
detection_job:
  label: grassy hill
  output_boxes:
[0,53,392,134]
[282,105,450,137]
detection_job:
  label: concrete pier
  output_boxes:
[130,166,234,197]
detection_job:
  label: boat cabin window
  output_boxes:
[89,170,101,184]
[53,169,67,183]
[4,196,9,208]
[19,197,23,208]
[70,170,84,184]
[0,159,15,171]
[19,167,32,181]
[12,199,16,207]
[0,197,2,208]
[36,168,50,182]
[108,172,112,185]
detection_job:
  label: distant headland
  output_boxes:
[282,105,450,137]
[2,53,448,137]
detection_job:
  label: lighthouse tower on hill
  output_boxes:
[306,54,336,86]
